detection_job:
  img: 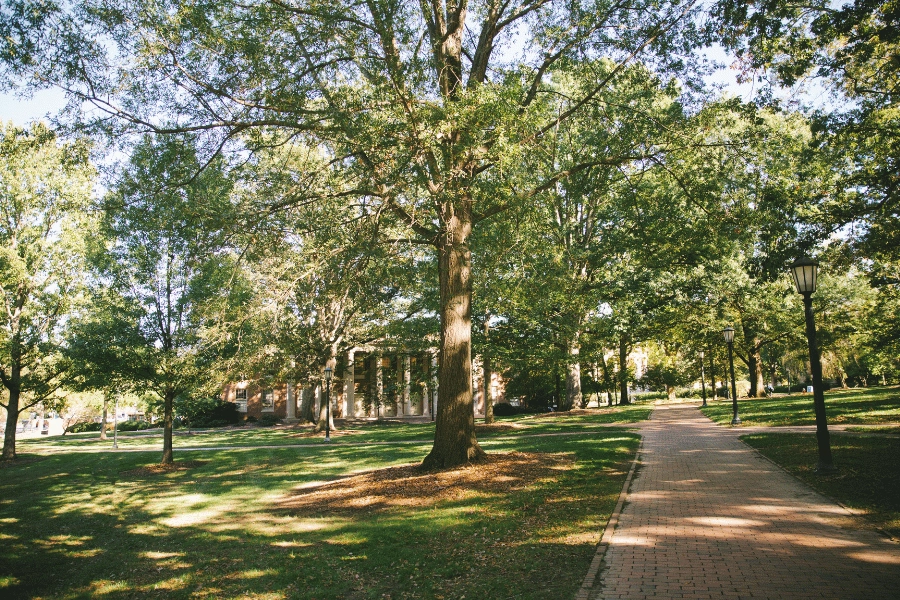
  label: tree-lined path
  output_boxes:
[590,404,900,599]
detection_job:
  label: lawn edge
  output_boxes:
[575,434,644,600]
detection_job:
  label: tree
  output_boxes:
[3,0,710,467]
[85,134,237,464]
[0,121,93,460]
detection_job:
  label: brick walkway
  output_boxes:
[591,404,900,600]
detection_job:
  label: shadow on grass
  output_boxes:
[0,432,638,599]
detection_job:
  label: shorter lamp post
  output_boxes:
[790,257,836,474]
[723,327,740,425]
[699,351,707,407]
[324,367,333,442]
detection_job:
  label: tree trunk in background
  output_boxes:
[747,342,764,397]
[1,387,20,461]
[709,349,718,400]
[100,393,109,441]
[161,388,175,465]
[315,357,338,433]
[564,336,582,411]
[423,203,484,468]
[483,320,494,424]
[619,335,631,405]
[667,385,677,401]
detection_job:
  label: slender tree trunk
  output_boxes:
[619,335,631,405]
[423,203,484,468]
[315,358,338,433]
[161,388,175,465]
[709,348,718,401]
[100,393,109,441]
[483,319,494,424]
[667,385,677,401]
[1,387,20,461]
[564,335,582,411]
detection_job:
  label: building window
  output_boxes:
[235,388,248,412]
[261,389,275,412]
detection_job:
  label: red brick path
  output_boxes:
[590,404,900,599]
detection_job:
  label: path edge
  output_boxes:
[575,436,644,600]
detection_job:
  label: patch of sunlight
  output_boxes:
[223,568,277,581]
[128,523,165,536]
[846,550,900,565]
[141,551,184,560]
[271,540,312,548]
[340,554,368,561]
[139,575,190,592]
[1,576,21,588]
[0,533,17,541]
[35,534,91,548]
[86,579,130,595]
[161,507,229,528]
[0,517,18,523]
[687,517,767,528]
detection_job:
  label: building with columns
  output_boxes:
[222,348,440,421]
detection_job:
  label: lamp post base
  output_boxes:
[731,417,741,425]
[324,435,331,442]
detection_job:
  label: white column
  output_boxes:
[344,350,356,418]
[401,354,411,416]
[286,382,296,419]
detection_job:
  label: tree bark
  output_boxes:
[1,387,20,461]
[483,319,494,424]
[746,341,764,397]
[315,358,338,433]
[100,393,109,441]
[709,348,718,401]
[161,388,175,465]
[564,336,582,411]
[423,203,484,468]
[618,335,631,405]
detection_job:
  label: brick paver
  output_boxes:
[592,404,900,600]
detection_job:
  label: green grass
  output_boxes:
[0,412,642,599]
[742,433,900,538]
[699,385,900,427]
[18,403,651,454]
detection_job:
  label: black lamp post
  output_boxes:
[324,366,332,442]
[699,351,707,407]
[723,327,740,425]
[789,257,836,474]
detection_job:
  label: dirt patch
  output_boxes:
[529,408,616,420]
[120,460,209,477]
[276,451,572,516]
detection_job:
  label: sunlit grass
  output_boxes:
[0,416,640,599]
[742,433,900,538]
[700,385,900,427]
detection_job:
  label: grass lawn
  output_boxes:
[700,385,900,427]
[0,410,642,599]
[17,403,651,454]
[742,433,900,539]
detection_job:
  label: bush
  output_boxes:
[115,420,159,432]
[492,403,526,417]
[257,414,281,427]
[65,421,102,434]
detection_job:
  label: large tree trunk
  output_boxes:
[747,343,764,397]
[1,387,20,461]
[483,320,494,424]
[161,388,175,465]
[423,204,484,468]
[618,335,631,405]
[564,336,582,411]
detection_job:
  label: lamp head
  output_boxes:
[324,366,333,382]
[723,326,735,344]
[790,256,819,295]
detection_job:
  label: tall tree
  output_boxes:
[2,0,708,466]
[0,121,93,460]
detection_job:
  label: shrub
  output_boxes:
[116,420,155,432]
[492,403,526,417]
[257,414,281,427]
[65,421,102,434]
